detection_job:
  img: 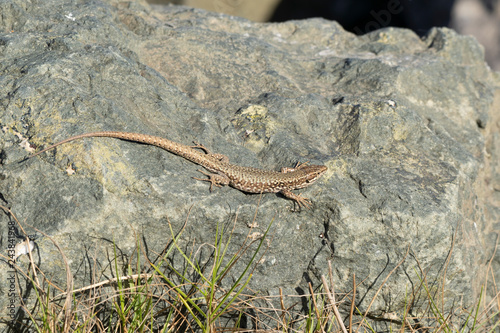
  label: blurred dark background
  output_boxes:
[148,0,500,70]
[270,0,454,36]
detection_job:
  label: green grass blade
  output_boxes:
[212,218,273,317]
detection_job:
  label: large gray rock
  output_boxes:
[1,0,498,330]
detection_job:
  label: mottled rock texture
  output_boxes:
[1,0,499,330]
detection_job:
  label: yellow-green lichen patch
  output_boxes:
[85,142,139,195]
[231,104,278,153]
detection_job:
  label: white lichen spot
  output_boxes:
[249,232,263,240]
[14,239,35,261]
[66,164,76,175]
[13,130,35,153]
[65,13,76,21]
[246,221,259,228]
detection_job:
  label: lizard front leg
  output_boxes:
[193,169,230,191]
[281,190,312,209]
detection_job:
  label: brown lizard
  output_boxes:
[27,131,327,208]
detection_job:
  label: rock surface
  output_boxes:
[1,0,499,330]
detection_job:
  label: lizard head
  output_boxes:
[296,164,328,188]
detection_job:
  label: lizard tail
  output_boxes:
[27,132,109,159]
[25,131,200,162]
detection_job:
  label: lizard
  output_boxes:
[26,131,328,208]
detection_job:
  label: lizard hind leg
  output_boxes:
[191,141,229,162]
[191,141,212,154]
[193,169,231,192]
[281,161,310,173]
